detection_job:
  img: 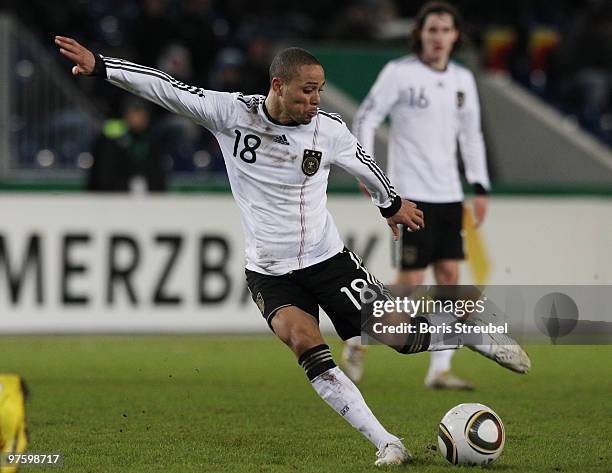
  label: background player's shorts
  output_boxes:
[245,248,387,340]
[399,201,464,270]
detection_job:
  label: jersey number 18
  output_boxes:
[233,130,261,163]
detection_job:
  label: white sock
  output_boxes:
[470,334,497,356]
[345,335,361,347]
[427,349,455,378]
[311,366,399,449]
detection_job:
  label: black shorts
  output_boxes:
[245,248,387,340]
[398,201,464,270]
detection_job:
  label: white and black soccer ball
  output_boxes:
[438,403,505,466]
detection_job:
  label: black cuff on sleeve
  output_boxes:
[379,195,402,218]
[473,183,488,195]
[91,53,107,78]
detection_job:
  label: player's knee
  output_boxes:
[396,270,425,288]
[272,308,323,356]
[273,310,335,381]
[289,327,322,356]
[434,263,459,285]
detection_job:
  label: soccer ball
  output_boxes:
[438,403,505,466]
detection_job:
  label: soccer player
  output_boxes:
[55,35,528,466]
[347,1,490,390]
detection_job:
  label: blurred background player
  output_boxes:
[88,98,167,192]
[345,1,490,390]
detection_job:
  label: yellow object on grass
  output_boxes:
[0,375,28,473]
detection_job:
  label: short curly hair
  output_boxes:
[269,47,322,83]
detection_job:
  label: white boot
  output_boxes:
[375,439,412,466]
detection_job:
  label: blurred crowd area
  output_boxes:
[3,0,611,188]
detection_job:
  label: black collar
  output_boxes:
[262,101,300,127]
[417,55,449,73]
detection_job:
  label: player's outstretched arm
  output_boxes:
[55,36,96,75]
[54,36,236,132]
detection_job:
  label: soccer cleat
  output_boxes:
[340,343,367,384]
[468,341,531,373]
[424,370,475,390]
[463,320,531,373]
[375,439,412,467]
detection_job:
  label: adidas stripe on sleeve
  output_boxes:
[330,120,399,212]
[100,55,238,133]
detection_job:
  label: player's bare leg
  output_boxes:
[432,260,459,286]
[398,269,460,388]
[272,306,411,466]
[423,260,474,390]
[341,268,424,383]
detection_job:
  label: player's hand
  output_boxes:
[54,36,96,76]
[387,199,424,240]
[472,195,488,228]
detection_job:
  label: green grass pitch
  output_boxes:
[1,336,611,472]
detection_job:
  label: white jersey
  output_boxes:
[99,55,399,275]
[353,55,490,203]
